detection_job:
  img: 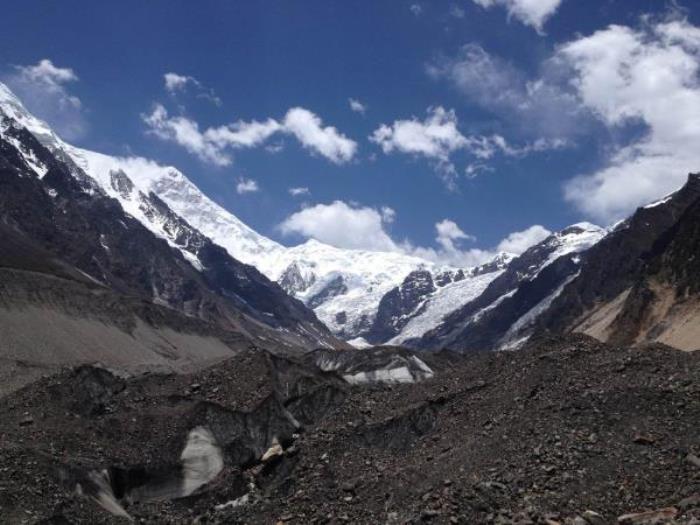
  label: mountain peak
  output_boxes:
[0,81,63,149]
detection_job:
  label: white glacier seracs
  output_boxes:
[387,268,507,346]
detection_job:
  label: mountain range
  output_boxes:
[2,80,700,524]
[2,80,700,379]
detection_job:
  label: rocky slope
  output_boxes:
[414,223,606,351]
[535,173,700,351]
[0,88,340,386]
[1,334,698,523]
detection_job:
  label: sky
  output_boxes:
[2,0,700,266]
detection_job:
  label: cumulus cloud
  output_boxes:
[142,104,357,165]
[283,107,358,164]
[410,4,423,16]
[380,206,396,224]
[371,106,564,186]
[3,59,87,140]
[205,118,282,149]
[164,72,190,92]
[279,200,397,252]
[289,186,310,197]
[142,104,232,165]
[348,98,367,114]
[236,177,259,194]
[371,107,467,163]
[19,59,78,85]
[495,225,552,253]
[279,200,551,267]
[435,219,476,251]
[471,0,563,32]
[163,72,221,106]
[558,17,700,222]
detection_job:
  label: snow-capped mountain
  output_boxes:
[382,255,514,346]
[0,83,613,351]
[0,82,339,354]
[0,82,483,345]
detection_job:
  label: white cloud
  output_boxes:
[279,200,398,252]
[428,43,588,141]
[142,104,356,165]
[283,107,358,164]
[163,72,221,106]
[471,0,563,32]
[289,186,310,197]
[348,98,367,114]
[496,225,551,253]
[19,59,78,85]
[279,200,551,267]
[142,104,231,166]
[236,177,259,194]
[371,107,467,163]
[205,118,282,149]
[435,219,476,251]
[3,59,86,140]
[381,206,396,224]
[164,72,190,92]
[558,17,700,223]
[410,3,423,16]
[371,106,564,186]
[409,222,551,267]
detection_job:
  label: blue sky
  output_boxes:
[2,0,700,264]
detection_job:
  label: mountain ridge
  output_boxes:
[0,81,517,345]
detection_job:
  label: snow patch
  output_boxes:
[389,269,504,345]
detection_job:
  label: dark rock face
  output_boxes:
[0,115,337,351]
[278,262,315,295]
[364,255,516,347]
[307,275,347,309]
[536,174,700,348]
[364,270,436,344]
[440,254,582,352]
[411,176,700,352]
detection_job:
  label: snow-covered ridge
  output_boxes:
[388,268,505,346]
[534,222,606,278]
